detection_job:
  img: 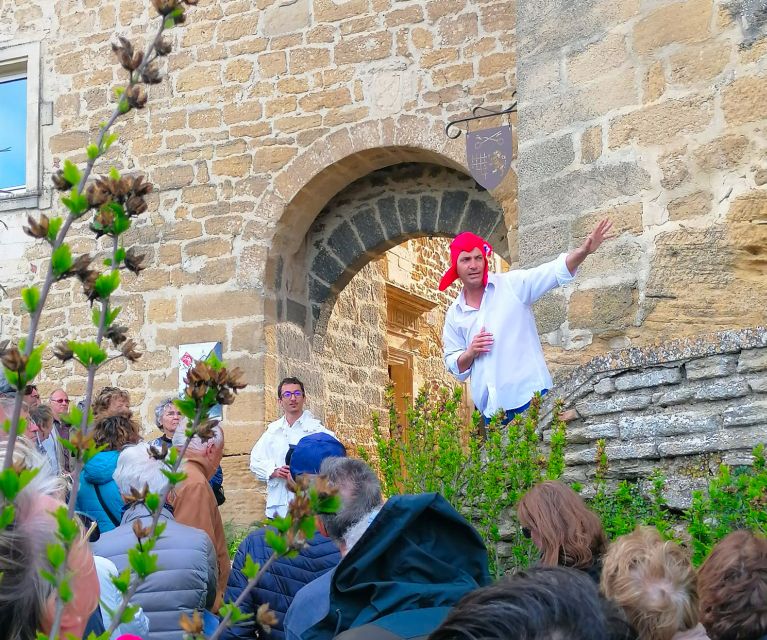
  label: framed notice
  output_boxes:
[178,341,223,419]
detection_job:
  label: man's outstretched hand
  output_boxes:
[566,218,615,274]
[583,218,614,255]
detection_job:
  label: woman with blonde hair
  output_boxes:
[517,480,607,581]
[601,526,708,640]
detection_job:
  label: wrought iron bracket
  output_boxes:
[445,93,518,139]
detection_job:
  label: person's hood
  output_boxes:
[82,450,120,484]
[303,493,490,639]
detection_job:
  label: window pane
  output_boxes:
[0,77,27,191]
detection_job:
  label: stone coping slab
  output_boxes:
[541,327,767,424]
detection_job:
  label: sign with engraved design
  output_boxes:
[466,124,513,190]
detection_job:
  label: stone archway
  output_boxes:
[265,159,511,438]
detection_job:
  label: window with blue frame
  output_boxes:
[0,62,27,193]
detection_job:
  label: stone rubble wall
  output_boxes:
[539,327,767,507]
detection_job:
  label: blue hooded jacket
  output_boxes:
[222,528,340,640]
[288,493,490,640]
[75,450,123,533]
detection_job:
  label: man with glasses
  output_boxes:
[50,388,72,472]
[250,377,335,518]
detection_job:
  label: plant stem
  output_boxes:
[207,552,280,640]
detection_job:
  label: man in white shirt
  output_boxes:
[441,220,613,425]
[250,377,335,518]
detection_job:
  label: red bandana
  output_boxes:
[438,232,493,292]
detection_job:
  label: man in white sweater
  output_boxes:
[250,377,335,518]
[441,220,613,425]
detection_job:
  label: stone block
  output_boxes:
[659,147,690,190]
[722,401,767,428]
[438,13,478,46]
[258,51,287,77]
[155,322,228,348]
[262,0,310,36]
[694,135,749,171]
[718,427,767,452]
[521,71,638,139]
[571,203,643,244]
[656,384,696,407]
[657,434,721,457]
[685,354,738,379]
[519,163,650,227]
[181,290,263,322]
[437,190,469,234]
[567,34,629,85]
[747,375,767,393]
[594,377,616,395]
[310,248,346,289]
[633,0,712,55]
[289,48,332,75]
[693,377,750,402]
[609,96,714,148]
[533,290,567,334]
[517,56,560,102]
[568,285,637,334]
[644,61,665,102]
[327,222,364,266]
[723,75,767,126]
[728,191,767,223]
[567,421,620,444]
[212,154,252,178]
[420,195,438,232]
[465,198,501,240]
[378,196,402,239]
[667,191,711,221]
[580,126,602,164]
[518,135,575,184]
[669,42,730,85]
[352,208,388,253]
[619,412,719,440]
[176,64,221,92]
[566,441,657,465]
[335,31,392,64]
[738,348,767,373]
[614,367,682,391]
[575,393,652,417]
[152,165,195,190]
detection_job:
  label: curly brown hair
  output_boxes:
[93,386,130,416]
[517,480,607,570]
[601,526,698,640]
[698,530,767,640]
[93,412,140,451]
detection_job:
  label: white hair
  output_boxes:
[0,438,67,500]
[171,421,223,453]
[113,442,169,495]
[343,506,383,552]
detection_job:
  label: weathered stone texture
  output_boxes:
[540,329,767,508]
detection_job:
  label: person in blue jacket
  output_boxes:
[221,432,348,640]
[75,412,140,533]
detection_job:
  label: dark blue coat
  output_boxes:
[222,528,340,640]
[298,493,490,640]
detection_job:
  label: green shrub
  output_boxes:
[364,386,767,573]
[362,387,566,576]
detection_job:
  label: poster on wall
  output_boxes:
[179,341,224,419]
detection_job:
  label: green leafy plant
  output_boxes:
[362,388,566,576]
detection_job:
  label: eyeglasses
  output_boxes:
[521,527,532,539]
[51,398,70,405]
[24,386,39,398]
[281,390,304,399]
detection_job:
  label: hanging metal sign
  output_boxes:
[466,124,513,190]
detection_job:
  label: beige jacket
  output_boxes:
[172,458,231,612]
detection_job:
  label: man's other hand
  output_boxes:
[270,465,291,480]
[469,328,494,358]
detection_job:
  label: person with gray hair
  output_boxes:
[152,397,226,506]
[171,423,230,615]
[284,457,383,640]
[93,442,218,640]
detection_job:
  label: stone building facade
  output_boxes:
[0,0,765,521]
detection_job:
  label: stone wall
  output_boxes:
[516,0,767,375]
[539,327,767,507]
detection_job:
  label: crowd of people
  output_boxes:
[0,374,764,640]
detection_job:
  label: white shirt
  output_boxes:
[94,555,150,639]
[249,410,334,517]
[442,253,575,417]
